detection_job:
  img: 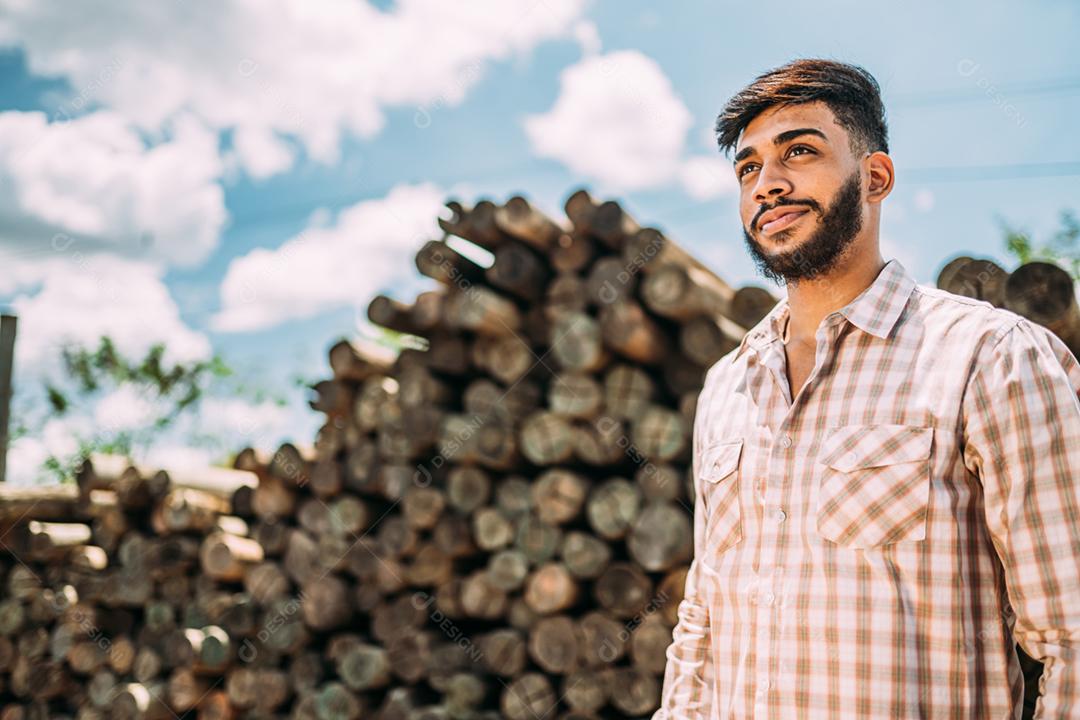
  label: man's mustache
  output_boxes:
[753,199,821,232]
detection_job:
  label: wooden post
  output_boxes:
[0,313,15,484]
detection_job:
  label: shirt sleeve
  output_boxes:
[654,391,715,719]
[961,317,1080,718]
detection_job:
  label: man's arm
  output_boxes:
[654,404,715,719]
[961,317,1080,718]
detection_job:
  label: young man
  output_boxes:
[655,58,1080,718]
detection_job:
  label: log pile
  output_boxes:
[263,189,776,718]
[0,456,261,720]
[0,189,778,719]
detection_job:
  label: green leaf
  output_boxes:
[45,385,68,414]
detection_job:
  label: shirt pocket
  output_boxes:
[814,424,933,549]
[699,438,745,562]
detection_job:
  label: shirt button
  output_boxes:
[845,451,858,465]
[779,434,792,448]
[762,592,774,606]
[776,509,787,523]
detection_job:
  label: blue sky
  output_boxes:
[1,0,1077,482]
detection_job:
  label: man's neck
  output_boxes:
[784,253,886,346]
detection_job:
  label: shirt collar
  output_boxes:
[731,258,917,364]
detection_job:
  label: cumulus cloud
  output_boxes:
[0,0,588,177]
[0,109,227,271]
[93,385,165,436]
[0,252,247,485]
[0,255,311,485]
[881,233,921,280]
[679,155,739,200]
[5,415,89,487]
[5,391,306,485]
[231,125,297,181]
[522,50,745,200]
[212,182,448,332]
[523,50,694,193]
[141,395,303,472]
[7,253,211,374]
[196,396,295,441]
[572,20,602,56]
[914,189,935,212]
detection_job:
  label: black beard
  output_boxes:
[742,169,864,285]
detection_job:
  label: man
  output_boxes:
[655,58,1080,718]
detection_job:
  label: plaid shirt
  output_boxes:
[656,258,1080,718]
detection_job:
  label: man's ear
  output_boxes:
[865,151,894,203]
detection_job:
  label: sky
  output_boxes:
[0,0,1078,484]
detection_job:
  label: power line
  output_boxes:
[902,161,1080,181]
[890,76,1080,107]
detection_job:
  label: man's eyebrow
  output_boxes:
[733,128,829,165]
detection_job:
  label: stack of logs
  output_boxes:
[0,456,263,719]
[273,189,779,717]
[0,189,778,719]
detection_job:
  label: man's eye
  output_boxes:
[738,146,814,179]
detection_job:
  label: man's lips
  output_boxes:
[759,208,809,235]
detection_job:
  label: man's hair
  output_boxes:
[715,58,889,159]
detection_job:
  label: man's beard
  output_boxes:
[743,169,863,285]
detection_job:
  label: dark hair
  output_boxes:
[715,58,889,159]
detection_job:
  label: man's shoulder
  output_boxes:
[704,346,743,386]
[914,284,1080,389]
[910,283,1026,345]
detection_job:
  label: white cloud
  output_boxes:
[0,246,54,296]
[5,392,306,485]
[212,182,447,332]
[5,415,89,486]
[7,253,211,374]
[93,385,165,435]
[522,50,693,193]
[1,253,227,485]
[230,125,297,181]
[134,391,313,480]
[573,20,601,56]
[139,395,302,471]
[520,50,746,202]
[0,109,227,272]
[881,233,922,281]
[0,0,588,177]
[197,396,293,440]
[0,263,310,484]
[679,155,738,200]
[914,189,935,212]
[135,445,219,474]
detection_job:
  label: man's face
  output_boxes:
[733,101,867,284]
